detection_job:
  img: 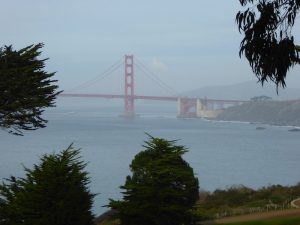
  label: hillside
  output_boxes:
[216,100,300,126]
[183,81,300,100]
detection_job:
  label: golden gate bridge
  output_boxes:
[60,55,247,118]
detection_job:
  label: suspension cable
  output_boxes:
[135,64,176,96]
[66,58,123,92]
[135,58,178,96]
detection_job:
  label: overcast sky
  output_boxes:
[2,0,300,95]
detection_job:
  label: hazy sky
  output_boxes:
[2,0,300,95]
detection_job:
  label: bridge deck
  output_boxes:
[59,93,248,104]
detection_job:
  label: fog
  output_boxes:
[2,0,300,95]
[0,0,300,94]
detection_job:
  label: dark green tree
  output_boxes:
[109,136,199,225]
[236,0,300,88]
[0,145,95,225]
[0,43,61,135]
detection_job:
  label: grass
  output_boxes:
[99,216,300,225]
[97,183,300,224]
[216,216,300,225]
[96,218,119,225]
[196,184,300,220]
[97,213,300,225]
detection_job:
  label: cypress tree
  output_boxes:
[109,136,199,225]
[0,43,61,135]
[0,145,95,225]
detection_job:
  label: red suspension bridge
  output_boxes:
[60,55,247,118]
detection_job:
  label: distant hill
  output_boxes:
[183,81,300,100]
[216,100,300,126]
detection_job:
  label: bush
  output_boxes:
[0,145,94,225]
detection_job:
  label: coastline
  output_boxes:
[213,100,300,129]
[210,118,300,129]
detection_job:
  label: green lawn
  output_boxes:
[216,216,300,225]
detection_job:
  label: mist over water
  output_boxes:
[1,97,300,215]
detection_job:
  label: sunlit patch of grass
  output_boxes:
[216,216,300,225]
[96,218,120,225]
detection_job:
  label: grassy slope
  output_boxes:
[216,100,300,126]
[195,184,300,221]
[97,184,300,225]
[215,216,300,225]
[214,208,300,224]
[98,216,300,225]
[96,218,119,225]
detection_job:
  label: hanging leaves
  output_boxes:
[237,0,300,88]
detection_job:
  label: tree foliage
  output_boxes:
[0,145,94,225]
[236,0,300,88]
[109,136,199,225]
[0,43,61,135]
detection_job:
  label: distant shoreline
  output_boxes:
[215,100,300,128]
[210,118,300,129]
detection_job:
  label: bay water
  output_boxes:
[1,97,300,215]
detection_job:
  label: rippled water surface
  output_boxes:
[1,98,300,214]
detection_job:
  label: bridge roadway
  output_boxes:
[59,93,247,104]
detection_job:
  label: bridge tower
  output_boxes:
[124,55,135,117]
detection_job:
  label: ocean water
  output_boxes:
[1,97,300,215]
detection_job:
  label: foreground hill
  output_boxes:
[97,183,300,225]
[216,100,300,126]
